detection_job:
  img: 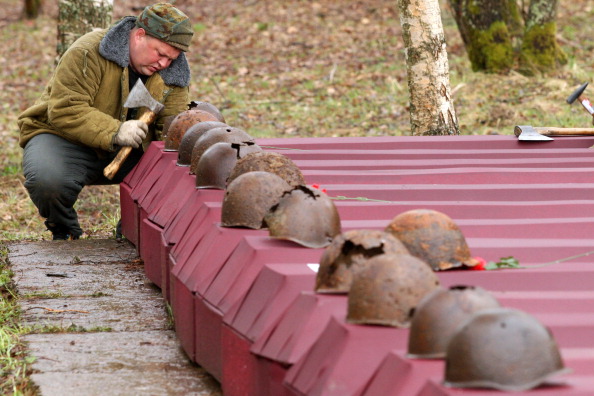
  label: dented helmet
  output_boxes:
[444,308,569,391]
[177,121,228,166]
[161,114,177,138]
[346,253,440,327]
[315,230,410,294]
[221,171,291,229]
[264,185,341,248]
[385,209,478,271]
[227,151,305,188]
[196,142,262,189]
[190,126,254,174]
[407,286,501,359]
[164,109,219,151]
[189,100,225,123]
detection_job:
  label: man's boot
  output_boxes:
[45,221,79,241]
[115,219,123,242]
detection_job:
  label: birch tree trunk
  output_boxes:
[57,0,113,59]
[398,0,459,135]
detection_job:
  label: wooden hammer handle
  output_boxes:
[104,110,157,180]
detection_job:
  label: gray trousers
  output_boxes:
[22,133,143,237]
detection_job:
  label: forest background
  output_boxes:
[1,0,593,240]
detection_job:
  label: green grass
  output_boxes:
[0,245,37,395]
[20,291,65,300]
[25,324,113,334]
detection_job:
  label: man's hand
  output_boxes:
[114,120,148,148]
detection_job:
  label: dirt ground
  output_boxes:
[1,0,593,240]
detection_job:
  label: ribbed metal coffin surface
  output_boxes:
[121,135,594,395]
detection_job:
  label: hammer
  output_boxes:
[514,125,594,141]
[566,82,594,120]
[104,80,164,179]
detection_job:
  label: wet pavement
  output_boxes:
[7,239,222,396]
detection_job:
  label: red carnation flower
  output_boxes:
[471,256,487,271]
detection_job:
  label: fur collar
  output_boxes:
[99,16,191,88]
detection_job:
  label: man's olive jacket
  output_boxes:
[18,16,190,152]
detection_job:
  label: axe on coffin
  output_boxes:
[104,79,165,179]
[514,125,594,141]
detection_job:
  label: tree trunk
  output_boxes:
[520,0,567,74]
[447,0,566,75]
[447,0,522,73]
[57,0,113,59]
[398,0,460,136]
[24,0,43,19]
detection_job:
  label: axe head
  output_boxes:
[514,125,553,141]
[566,82,589,104]
[124,79,164,114]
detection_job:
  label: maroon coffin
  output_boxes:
[119,135,594,395]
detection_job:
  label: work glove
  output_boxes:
[114,120,148,148]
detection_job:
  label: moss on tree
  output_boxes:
[520,22,567,75]
[467,21,513,72]
[447,0,564,75]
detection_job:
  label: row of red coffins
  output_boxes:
[120,135,594,395]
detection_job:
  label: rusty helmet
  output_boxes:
[221,171,291,229]
[195,142,262,189]
[227,151,305,188]
[189,126,254,174]
[385,209,478,271]
[164,109,219,151]
[161,114,177,138]
[315,230,410,294]
[177,121,228,166]
[264,185,341,248]
[189,100,225,123]
[444,308,569,391]
[346,253,440,327]
[407,285,501,359]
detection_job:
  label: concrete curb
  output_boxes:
[8,239,221,396]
